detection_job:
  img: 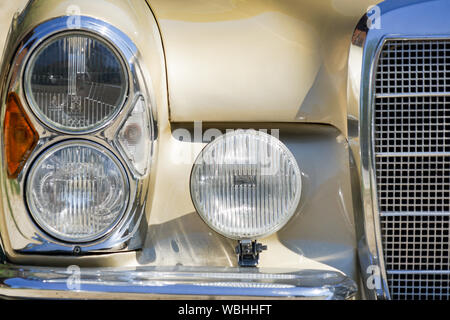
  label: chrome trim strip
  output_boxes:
[376,152,450,157]
[367,35,393,300]
[387,270,450,275]
[380,211,450,217]
[0,264,357,300]
[348,14,391,300]
[0,239,5,263]
[375,92,450,98]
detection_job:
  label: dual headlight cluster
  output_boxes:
[12,32,151,243]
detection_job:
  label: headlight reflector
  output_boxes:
[25,33,127,133]
[26,141,129,242]
[190,130,302,240]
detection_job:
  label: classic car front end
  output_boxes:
[0,0,447,300]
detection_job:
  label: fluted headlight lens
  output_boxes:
[190,130,302,240]
[26,141,129,242]
[25,33,127,133]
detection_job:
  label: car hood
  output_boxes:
[146,0,380,134]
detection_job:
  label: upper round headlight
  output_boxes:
[190,130,302,240]
[24,32,128,133]
[26,140,129,243]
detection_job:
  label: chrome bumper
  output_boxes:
[0,264,357,300]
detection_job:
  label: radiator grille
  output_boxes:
[373,39,450,300]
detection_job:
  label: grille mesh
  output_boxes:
[374,96,450,153]
[388,273,450,300]
[376,156,450,213]
[374,39,450,300]
[375,40,450,95]
[380,215,450,271]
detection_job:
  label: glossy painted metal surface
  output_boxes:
[147,0,379,135]
[347,0,450,299]
[0,264,357,300]
[142,124,359,281]
[0,1,28,54]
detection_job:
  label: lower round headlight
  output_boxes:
[26,140,129,243]
[190,130,302,240]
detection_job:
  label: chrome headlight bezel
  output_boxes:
[0,15,157,255]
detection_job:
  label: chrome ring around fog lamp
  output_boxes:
[190,130,302,240]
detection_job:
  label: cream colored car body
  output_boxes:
[0,0,380,298]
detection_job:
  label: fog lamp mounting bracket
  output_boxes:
[235,240,267,267]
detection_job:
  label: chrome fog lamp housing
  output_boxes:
[190,130,302,240]
[26,140,130,243]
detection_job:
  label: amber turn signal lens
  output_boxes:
[3,93,39,179]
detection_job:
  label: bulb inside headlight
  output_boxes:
[190,130,302,240]
[26,141,129,243]
[24,32,127,133]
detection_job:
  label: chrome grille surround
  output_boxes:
[348,0,450,300]
[373,39,450,300]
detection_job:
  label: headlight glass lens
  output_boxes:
[26,141,129,242]
[25,33,127,133]
[190,130,302,240]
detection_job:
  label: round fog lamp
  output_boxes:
[190,130,302,240]
[26,141,129,242]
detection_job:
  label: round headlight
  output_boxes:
[24,32,127,133]
[26,141,129,243]
[190,130,302,240]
